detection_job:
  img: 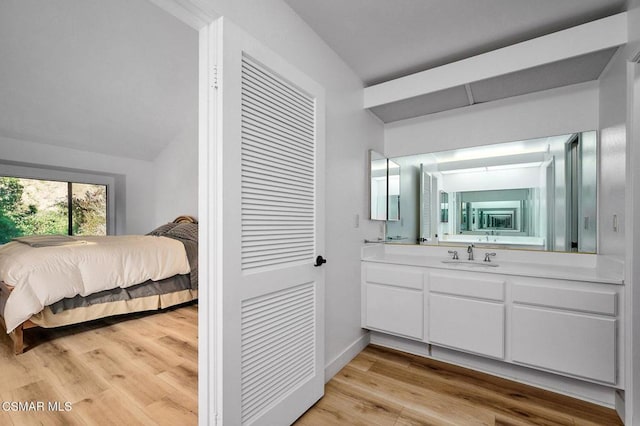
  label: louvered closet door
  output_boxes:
[217,18,325,426]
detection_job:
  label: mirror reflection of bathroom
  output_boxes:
[377,131,597,253]
[388,159,400,221]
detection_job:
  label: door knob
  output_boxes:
[314,255,327,267]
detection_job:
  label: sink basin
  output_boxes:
[441,260,499,268]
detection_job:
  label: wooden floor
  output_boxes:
[296,345,623,426]
[0,304,197,426]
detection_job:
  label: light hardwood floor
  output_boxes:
[296,345,623,426]
[0,304,197,426]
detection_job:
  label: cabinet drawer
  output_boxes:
[365,263,423,290]
[511,305,616,384]
[512,283,616,316]
[429,293,504,359]
[430,271,505,301]
[365,283,423,340]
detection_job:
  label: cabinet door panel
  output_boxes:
[365,284,423,340]
[429,294,504,359]
[512,305,616,384]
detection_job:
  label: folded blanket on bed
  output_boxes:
[13,235,88,247]
[148,223,198,289]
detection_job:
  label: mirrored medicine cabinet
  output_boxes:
[369,150,400,222]
[369,131,597,253]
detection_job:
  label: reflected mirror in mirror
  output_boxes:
[369,150,401,222]
[369,150,388,220]
[388,159,400,221]
[440,191,449,223]
[383,131,597,253]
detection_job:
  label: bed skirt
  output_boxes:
[29,289,198,328]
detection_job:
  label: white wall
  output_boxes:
[623,2,640,424]
[384,81,599,157]
[208,0,385,373]
[599,49,628,258]
[152,113,198,226]
[0,135,154,235]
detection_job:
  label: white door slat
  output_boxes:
[242,149,314,176]
[242,109,314,146]
[242,161,314,186]
[242,58,314,111]
[242,82,314,126]
[241,62,315,114]
[242,90,314,134]
[241,60,314,112]
[242,137,314,170]
[242,127,314,160]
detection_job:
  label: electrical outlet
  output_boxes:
[354,214,359,228]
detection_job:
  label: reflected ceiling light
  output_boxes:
[440,162,543,174]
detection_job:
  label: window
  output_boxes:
[0,176,107,243]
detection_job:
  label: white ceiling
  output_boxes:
[0,0,197,161]
[283,0,627,86]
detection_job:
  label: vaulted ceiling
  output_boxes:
[0,1,630,155]
[284,0,627,122]
[284,0,626,86]
[0,0,197,161]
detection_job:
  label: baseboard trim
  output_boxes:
[370,331,618,409]
[324,332,370,383]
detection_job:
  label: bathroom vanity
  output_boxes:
[361,243,625,406]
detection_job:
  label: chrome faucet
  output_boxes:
[484,252,497,262]
[467,245,474,261]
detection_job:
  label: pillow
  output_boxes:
[146,222,178,236]
[166,223,198,242]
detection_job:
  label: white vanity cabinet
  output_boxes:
[510,278,618,384]
[362,263,424,340]
[361,257,622,389]
[428,271,506,359]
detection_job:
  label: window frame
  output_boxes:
[0,163,115,235]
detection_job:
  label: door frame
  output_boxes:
[624,52,640,426]
[146,1,222,424]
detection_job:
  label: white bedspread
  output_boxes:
[0,235,190,333]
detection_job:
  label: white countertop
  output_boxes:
[361,244,624,285]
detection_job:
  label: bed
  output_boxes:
[0,215,198,354]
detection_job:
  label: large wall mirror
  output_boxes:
[379,131,597,253]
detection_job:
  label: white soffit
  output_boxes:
[373,47,618,123]
[369,86,470,123]
[364,12,628,110]
[470,48,617,103]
